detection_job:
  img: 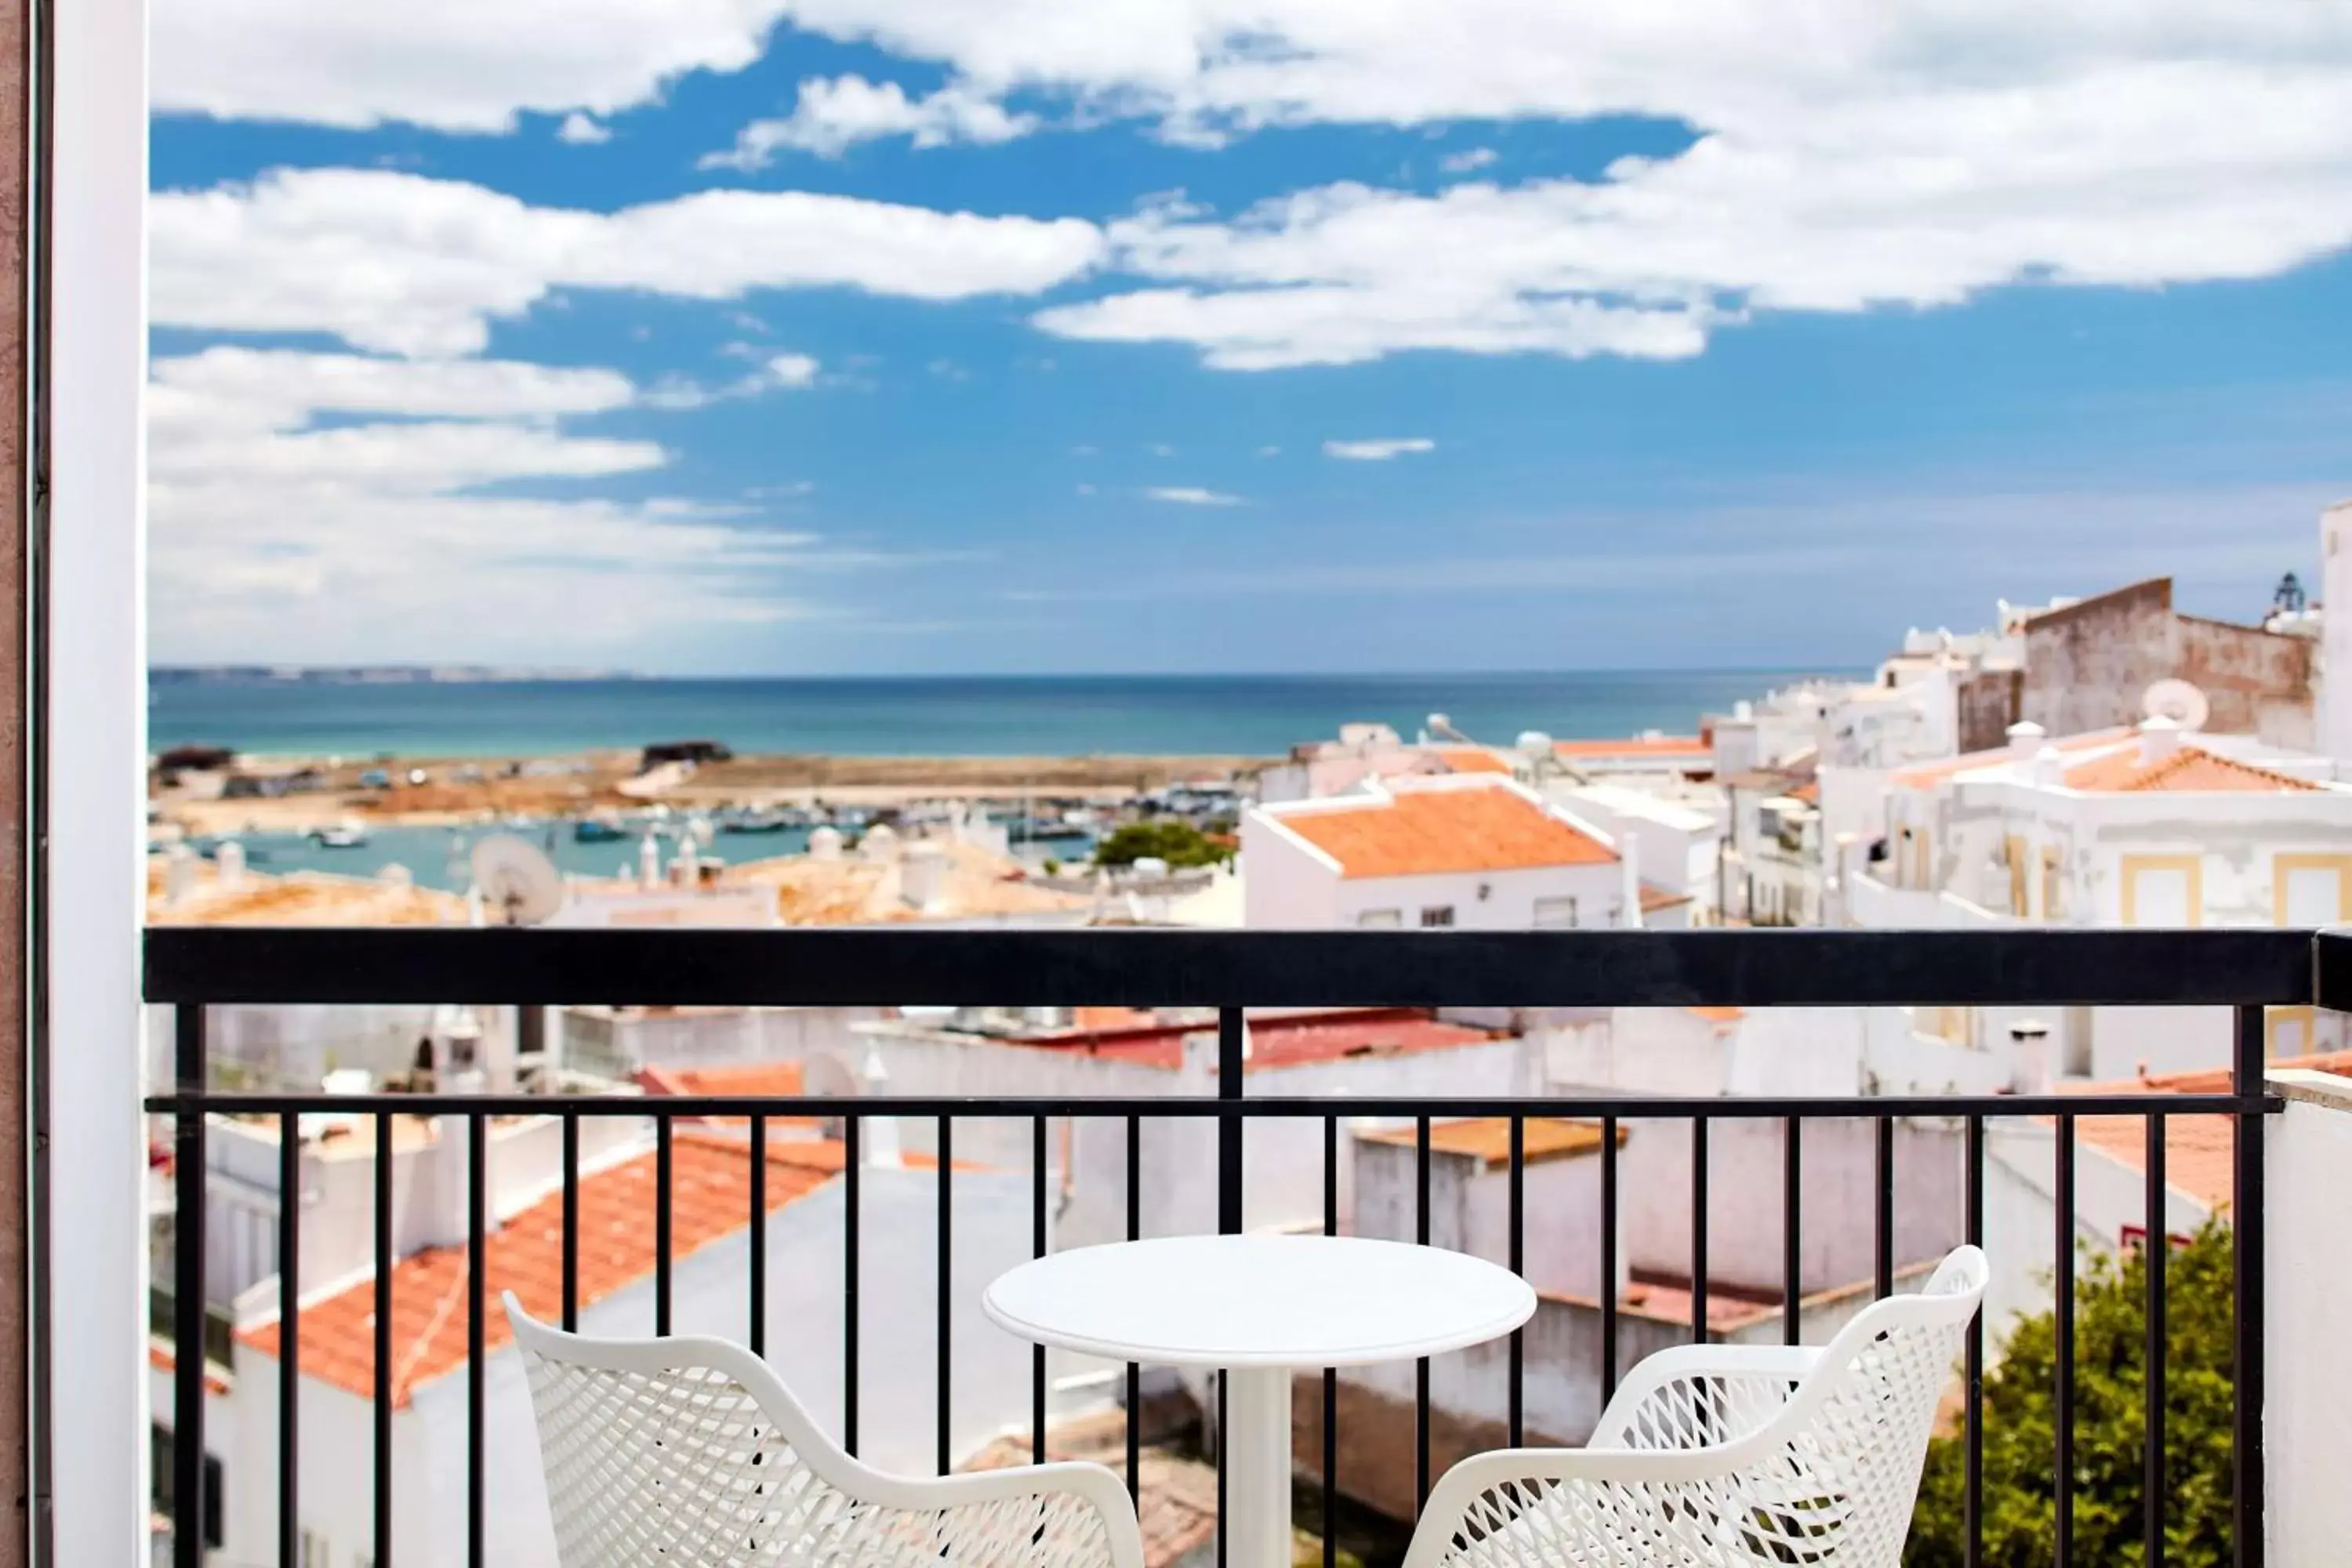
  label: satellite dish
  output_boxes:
[469,834,564,926]
[2142,679,2212,733]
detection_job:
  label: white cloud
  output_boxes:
[1439,147,1496,174]
[713,4,2352,370]
[766,352,823,390]
[151,346,636,423]
[151,167,1105,358]
[146,347,891,663]
[151,5,2352,377]
[557,112,613,144]
[643,350,826,408]
[1323,437,1435,460]
[702,74,1037,166]
[151,0,800,132]
[1144,486,1242,506]
[1257,445,1280,456]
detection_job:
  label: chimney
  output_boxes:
[637,834,661,886]
[2008,1018,2053,1094]
[808,825,843,862]
[2032,745,2066,788]
[901,840,948,913]
[859,1047,902,1168]
[2005,720,2046,757]
[164,844,196,905]
[215,838,246,887]
[2139,715,2183,768]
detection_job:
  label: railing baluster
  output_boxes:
[1415,1112,1431,1514]
[2056,1111,2076,1563]
[1033,1115,1047,1465]
[750,1111,768,1357]
[937,1113,953,1476]
[1783,1114,1802,1345]
[278,1109,299,1568]
[655,1112,673,1336]
[1965,1112,1984,1568]
[468,1112,488,1568]
[1875,1112,1893,1301]
[373,1109,394,1568]
[1600,1112,1618,1404]
[844,1113,860,1457]
[1323,1114,1338,1568]
[1508,1113,1524,1446]
[2231,1003,2266,1568]
[1125,1112,1141,1504]
[2147,1110,2167,1568]
[1218,1007,1244,1568]
[1690,1114,1708,1344]
[172,1006,206,1568]
[561,1109,579,1330]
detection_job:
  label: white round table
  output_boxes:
[984,1235,1536,1566]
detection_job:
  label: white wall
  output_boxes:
[2320,500,2352,763]
[2265,1069,2352,1563]
[1622,1118,1965,1299]
[1544,1007,1871,1099]
[1237,818,1342,928]
[561,1005,890,1080]
[1352,1138,1621,1304]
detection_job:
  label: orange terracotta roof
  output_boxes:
[240,1133,838,1406]
[1639,883,1693,913]
[148,1345,230,1398]
[1684,1006,1744,1023]
[636,1062,819,1130]
[1433,746,1515,775]
[2063,746,2323,794]
[1357,1116,1624,1167]
[1888,728,2130,789]
[2062,1049,2352,1211]
[1275,785,1614,879]
[2071,1048,2352,1099]
[1553,735,1709,758]
[1002,1007,1497,1071]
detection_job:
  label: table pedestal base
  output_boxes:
[1223,1367,1295,1568]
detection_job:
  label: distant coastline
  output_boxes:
[151,665,641,686]
[148,669,1857,760]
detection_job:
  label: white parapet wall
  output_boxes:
[2263,1067,2352,1562]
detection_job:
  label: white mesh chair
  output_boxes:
[505,1294,1145,1568]
[1402,1245,1987,1568]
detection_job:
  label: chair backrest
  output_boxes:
[1733,1245,1988,1563]
[505,1293,891,1567]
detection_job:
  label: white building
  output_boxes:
[1329,1116,1956,1524]
[1850,717,2352,1078]
[187,1131,1038,1568]
[1243,775,1632,931]
[2320,498,2352,760]
[1253,723,1515,804]
[1547,783,1720,920]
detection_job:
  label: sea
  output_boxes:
[151,670,1852,761]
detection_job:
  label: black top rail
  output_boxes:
[144,925,2317,1007]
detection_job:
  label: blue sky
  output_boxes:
[146,4,2352,674]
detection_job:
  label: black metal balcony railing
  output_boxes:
[144,926,2310,1568]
